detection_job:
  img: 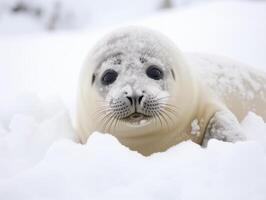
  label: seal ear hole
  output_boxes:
[171,69,176,80]
[91,74,96,85]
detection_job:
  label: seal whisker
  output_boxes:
[95,103,111,108]
[109,114,121,132]
[158,111,170,131]
[160,109,173,123]
[162,107,179,116]
[100,112,116,132]
[113,115,121,131]
[104,113,118,133]
[155,93,178,101]
[92,108,114,120]
[159,106,178,116]
[155,95,170,101]
[149,112,157,127]
[160,103,179,109]
[160,109,175,125]
[96,99,111,104]
[106,114,117,133]
[159,104,179,115]
[98,111,113,124]
[152,111,163,128]
[93,105,111,112]
[95,104,110,109]
[93,107,112,114]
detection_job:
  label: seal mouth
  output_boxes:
[123,112,152,126]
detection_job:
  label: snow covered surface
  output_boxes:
[0,95,266,200]
[1,1,266,200]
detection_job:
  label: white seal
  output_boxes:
[76,26,266,155]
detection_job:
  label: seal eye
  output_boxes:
[146,65,164,80]
[101,69,118,85]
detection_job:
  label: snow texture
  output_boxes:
[0,94,266,200]
[191,119,200,135]
[186,54,266,101]
[0,1,266,200]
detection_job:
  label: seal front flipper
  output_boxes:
[202,110,246,146]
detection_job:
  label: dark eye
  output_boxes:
[146,65,164,80]
[101,69,118,85]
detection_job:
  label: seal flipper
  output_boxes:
[202,110,246,146]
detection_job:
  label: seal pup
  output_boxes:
[76,26,266,156]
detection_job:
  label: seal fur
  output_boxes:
[76,27,266,155]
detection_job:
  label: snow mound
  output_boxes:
[0,94,76,179]
[0,94,266,200]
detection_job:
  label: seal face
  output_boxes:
[77,26,264,155]
[92,35,176,130]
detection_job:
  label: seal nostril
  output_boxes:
[138,95,144,104]
[126,96,133,106]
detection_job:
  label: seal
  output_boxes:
[76,26,266,156]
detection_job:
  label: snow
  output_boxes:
[0,1,266,200]
[242,112,266,149]
[0,96,266,200]
[0,94,76,179]
[191,119,200,135]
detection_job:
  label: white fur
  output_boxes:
[76,27,266,155]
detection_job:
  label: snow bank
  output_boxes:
[0,94,266,200]
[0,94,76,179]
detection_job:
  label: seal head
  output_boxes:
[77,27,201,155]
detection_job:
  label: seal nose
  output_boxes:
[126,95,144,106]
[138,95,144,104]
[126,96,133,106]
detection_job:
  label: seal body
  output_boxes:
[186,54,266,121]
[76,27,266,156]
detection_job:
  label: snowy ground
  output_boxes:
[0,1,266,200]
